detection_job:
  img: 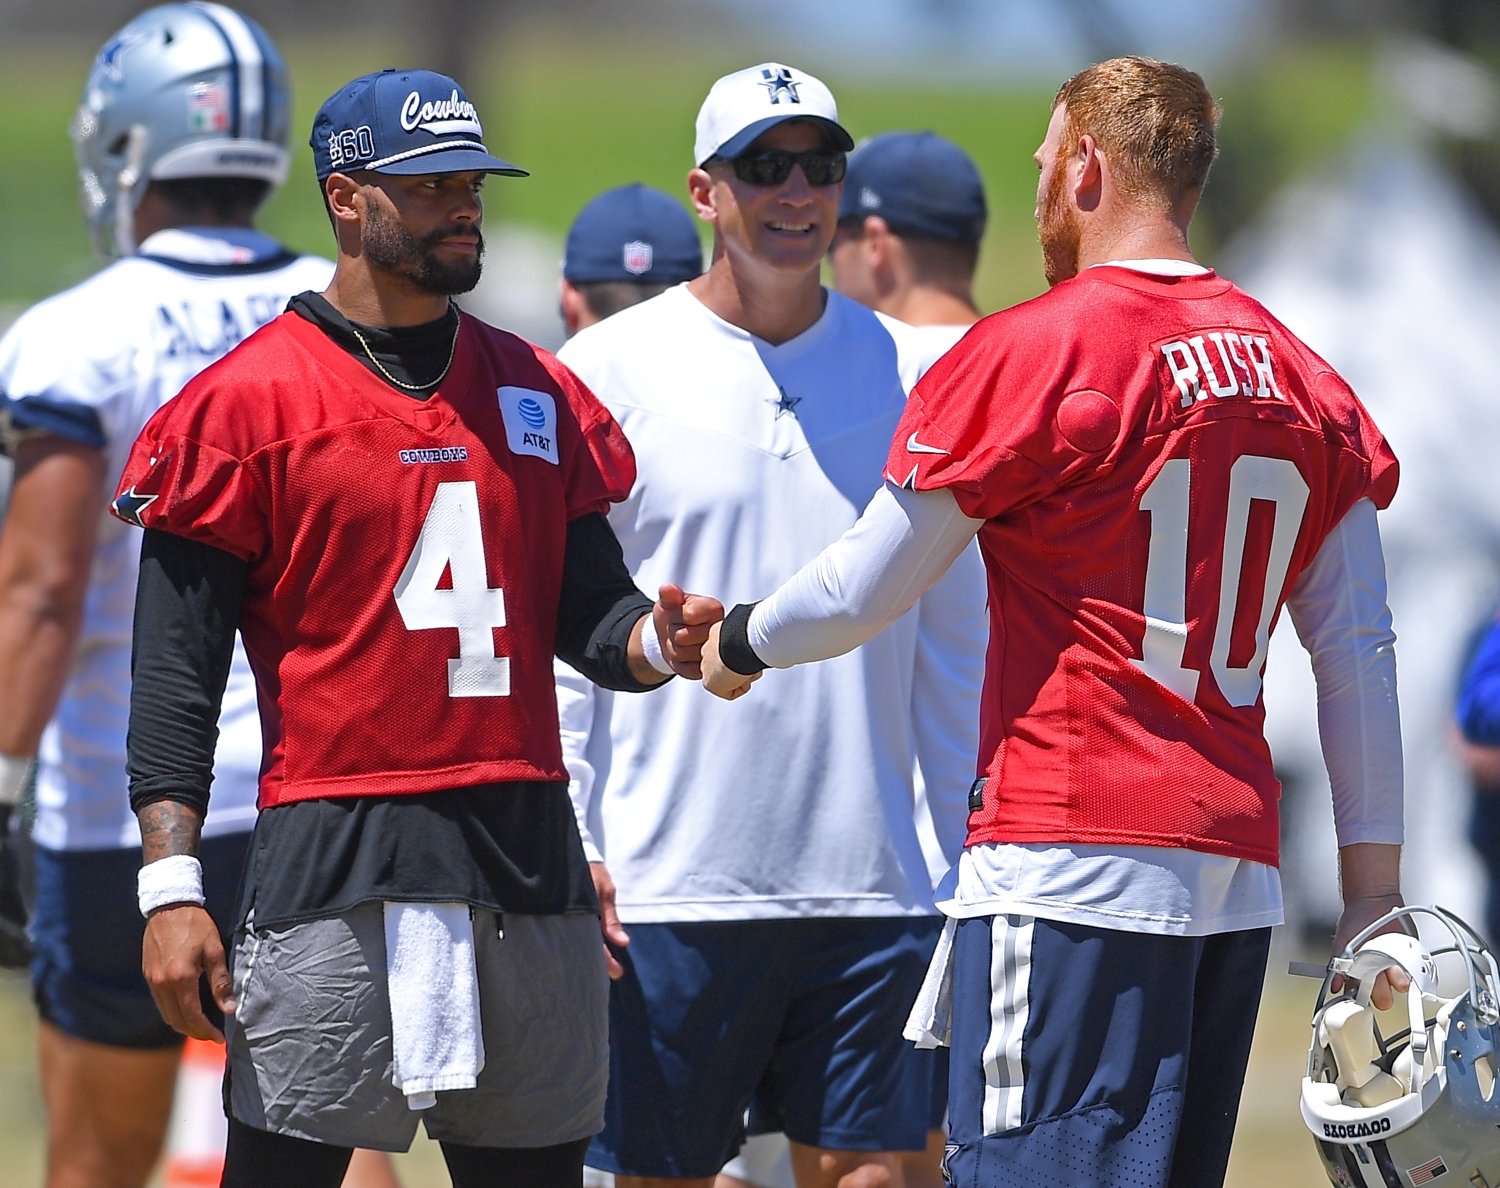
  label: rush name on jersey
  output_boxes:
[890,265,1398,865]
[113,311,636,806]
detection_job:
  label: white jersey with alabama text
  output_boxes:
[0,227,332,849]
[555,284,987,922]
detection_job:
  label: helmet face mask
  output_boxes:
[1301,905,1500,1188]
[72,3,292,258]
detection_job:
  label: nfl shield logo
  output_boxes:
[622,240,653,276]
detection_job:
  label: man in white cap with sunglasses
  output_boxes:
[555,64,986,1188]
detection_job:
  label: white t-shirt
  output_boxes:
[0,228,333,849]
[555,284,988,922]
[874,317,971,392]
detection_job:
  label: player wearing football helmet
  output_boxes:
[113,68,718,1188]
[1302,906,1500,1188]
[0,8,330,1186]
[702,56,1408,1188]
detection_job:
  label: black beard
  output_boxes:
[363,203,484,295]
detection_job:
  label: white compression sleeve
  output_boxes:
[748,483,985,669]
[1284,499,1403,847]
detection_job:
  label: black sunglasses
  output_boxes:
[718,148,848,188]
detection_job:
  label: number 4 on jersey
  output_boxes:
[1134,454,1309,708]
[394,480,511,697]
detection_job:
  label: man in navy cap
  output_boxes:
[114,67,719,1188]
[560,184,702,337]
[830,131,988,386]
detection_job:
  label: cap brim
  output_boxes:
[709,115,855,164]
[371,146,528,177]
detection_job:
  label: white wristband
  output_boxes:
[138,854,206,917]
[639,611,674,677]
[0,753,30,807]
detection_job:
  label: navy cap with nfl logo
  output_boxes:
[839,131,986,243]
[563,184,702,285]
[311,68,527,180]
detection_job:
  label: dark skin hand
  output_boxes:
[138,800,234,1043]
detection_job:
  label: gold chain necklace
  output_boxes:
[350,307,461,393]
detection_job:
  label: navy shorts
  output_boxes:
[591,916,941,1179]
[946,915,1270,1188]
[30,831,251,1049]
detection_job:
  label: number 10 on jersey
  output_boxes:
[1134,454,1309,709]
[394,481,511,697]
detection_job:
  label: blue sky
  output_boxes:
[715,0,1265,81]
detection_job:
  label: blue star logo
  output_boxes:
[96,31,147,84]
[112,486,158,528]
[759,67,801,105]
[773,386,802,418]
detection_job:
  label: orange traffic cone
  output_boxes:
[163,1038,228,1187]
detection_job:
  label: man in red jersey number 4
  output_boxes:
[703,58,1408,1188]
[112,69,719,1188]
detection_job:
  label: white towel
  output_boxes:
[383,902,485,1109]
[903,916,956,1049]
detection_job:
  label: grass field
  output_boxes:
[0,30,1374,325]
[0,951,1335,1188]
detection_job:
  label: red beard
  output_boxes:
[1038,159,1081,287]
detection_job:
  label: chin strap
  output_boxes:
[113,124,150,258]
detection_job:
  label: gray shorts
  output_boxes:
[226,904,608,1151]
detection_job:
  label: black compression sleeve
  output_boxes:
[555,512,660,693]
[127,530,248,819]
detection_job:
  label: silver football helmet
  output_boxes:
[1302,905,1500,1188]
[71,3,292,258]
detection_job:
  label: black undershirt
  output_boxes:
[126,297,660,930]
[287,291,457,394]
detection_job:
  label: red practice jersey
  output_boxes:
[889,267,1398,866]
[114,311,636,807]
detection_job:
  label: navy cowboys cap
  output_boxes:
[840,131,987,243]
[563,184,702,285]
[310,68,526,180]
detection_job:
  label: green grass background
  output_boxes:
[0,32,1375,321]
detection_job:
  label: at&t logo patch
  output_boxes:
[498,387,558,464]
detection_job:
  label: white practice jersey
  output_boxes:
[555,285,987,922]
[0,227,333,850]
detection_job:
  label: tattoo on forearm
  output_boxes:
[138,801,204,863]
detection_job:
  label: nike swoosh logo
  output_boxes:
[907,432,950,456]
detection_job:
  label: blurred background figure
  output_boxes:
[1455,611,1500,945]
[828,129,987,369]
[560,183,703,337]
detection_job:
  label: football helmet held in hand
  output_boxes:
[1302,905,1500,1187]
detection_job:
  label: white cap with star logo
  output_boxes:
[693,62,854,167]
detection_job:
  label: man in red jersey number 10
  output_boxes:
[112,68,719,1188]
[704,57,1408,1188]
